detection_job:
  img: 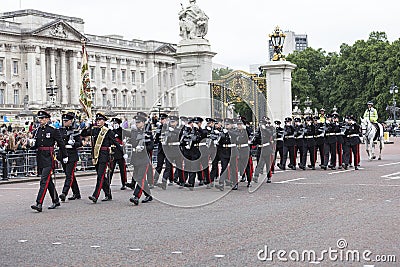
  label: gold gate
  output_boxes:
[209,70,266,125]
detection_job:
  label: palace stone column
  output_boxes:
[260,61,296,122]
[40,47,47,106]
[70,51,79,105]
[25,45,38,106]
[49,48,56,82]
[60,49,68,105]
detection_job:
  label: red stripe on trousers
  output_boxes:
[69,162,77,188]
[95,162,108,199]
[39,169,52,204]
[138,164,149,198]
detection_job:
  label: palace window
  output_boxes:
[101,68,106,81]
[140,72,145,84]
[131,71,136,84]
[122,94,127,108]
[0,89,4,104]
[158,72,161,86]
[13,60,18,75]
[111,68,116,82]
[91,90,96,106]
[102,93,107,106]
[14,90,19,105]
[0,58,3,74]
[121,69,126,83]
[90,67,95,81]
[112,94,117,107]
[132,94,136,108]
[142,95,145,107]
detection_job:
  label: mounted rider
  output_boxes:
[363,101,378,123]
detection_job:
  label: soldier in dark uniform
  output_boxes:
[301,116,316,170]
[313,116,325,168]
[233,118,252,188]
[180,118,198,190]
[58,112,82,202]
[294,117,305,169]
[157,115,181,190]
[209,118,223,187]
[108,117,128,190]
[343,115,361,170]
[253,117,275,183]
[128,115,154,205]
[215,118,237,191]
[81,113,123,203]
[30,110,67,212]
[193,117,209,186]
[273,120,284,172]
[321,114,339,170]
[333,113,345,169]
[153,113,168,186]
[278,117,296,170]
[204,118,217,188]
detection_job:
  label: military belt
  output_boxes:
[237,144,249,148]
[223,144,236,148]
[275,138,283,141]
[304,136,314,139]
[167,142,180,145]
[347,134,359,137]
[284,135,295,139]
[326,133,336,136]
[259,142,270,147]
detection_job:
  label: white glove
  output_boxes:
[136,145,144,152]
[123,154,128,160]
[114,124,120,129]
[206,126,212,131]
[108,124,113,130]
[214,130,220,134]
[63,157,68,164]
[65,145,73,149]
[68,139,75,145]
[169,127,174,132]
[223,129,228,134]
[85,121,91,128]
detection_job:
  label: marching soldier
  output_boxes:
[343,115,361,170]
[278,117,296,170]
[128,115,154,205]
[108,117,128,190]
[294,117,305,169]
[180,118,197,190]
[209,118,223,186]
[253,117,274,183]
[234,118,252,188]
[81,113,123,203]
[314,115,325,168]
[157,115,182,190]
[193,117,209,186]
[58,112,82,202]
[321,114,339,170]
[204,118,217,188]
[301,116,316,170]
[273,120,284,172]
[30,110,67,212]
[333,113,345,169]
[154,113,169,186]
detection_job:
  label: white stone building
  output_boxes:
[0,9,178,120]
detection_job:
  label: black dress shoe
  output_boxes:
[198,181,204,186]
[311,166,316,170]
[59,193,66,202]
[129,196,139,205]
[232,183,238,190]
[31,203,42,212]
[288,163,293,168]
[142,195,153,203]
[247,182,252,187]
[330,166,336,170]
[266,178,271,183]
[125,183,135,190]
[321,165,327,170]
[101,196,112,201]
[68,194,81,200]
[291,166,296,170]
[299,165,305,170]
[48,202,60,209]
[88,196,97,203]
[307,164,313,169]
[355,166,359,170]
[120,185,126,190]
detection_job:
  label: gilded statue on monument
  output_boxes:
[179,0,209,40]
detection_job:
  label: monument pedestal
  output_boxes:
[175,38,216,117]
[260,61,296,122]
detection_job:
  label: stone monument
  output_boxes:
[175,0,216,117]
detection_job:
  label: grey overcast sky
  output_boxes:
[1,0,399,70]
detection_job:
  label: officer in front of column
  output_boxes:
[108,117,128,190]
[30,110,67,212]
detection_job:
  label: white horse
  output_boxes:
[360,118,384,160]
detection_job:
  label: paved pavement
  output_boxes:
[0,139,399,266]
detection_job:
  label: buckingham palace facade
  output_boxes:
[0,9,178,120]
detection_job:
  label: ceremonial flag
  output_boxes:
[79,40,92,118]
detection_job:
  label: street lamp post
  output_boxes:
[269,26,286,61]
[46,78,58,107]
[389,83,398,124]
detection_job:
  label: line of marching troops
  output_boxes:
[29,108,362,212]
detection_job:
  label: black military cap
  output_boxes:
[313,115,320,120]
[111,117,122,124]
[37,110,51,119]
[187,117,194,124]
[180,116,188,122]
[284,117,292,122]
[169,115,179,122]
[137,111,148,117]
[348,115,356,121]
[214,118,223,123]
[274,120,281,125]
[233,118,243,124]
[332,113,339,118]
[193,117,203,123]
[262,116,270,122]
[205,117,216,123]
[224,118,233,124]
[95,113,108,121]
[159,113,168,120]
[325,113,333,118]
[62,112,75,121]
[134,115,146,123]
[294,117,301,122]
[305,116,312,121]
